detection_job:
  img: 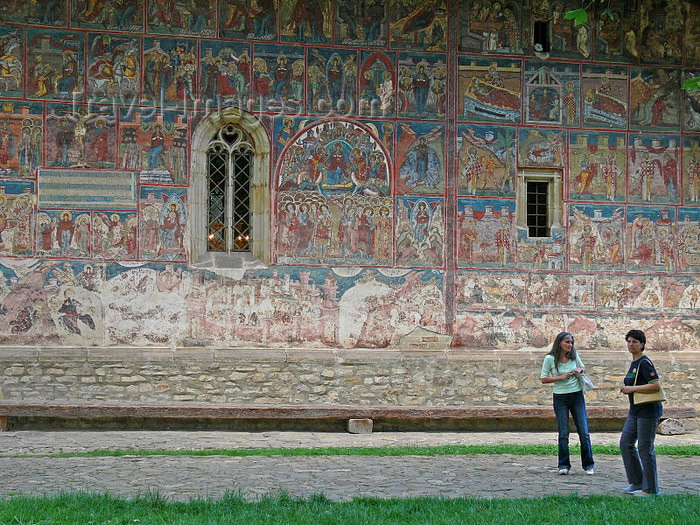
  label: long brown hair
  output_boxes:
[548,331,576,372]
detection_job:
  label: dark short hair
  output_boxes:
[625,329,646,347]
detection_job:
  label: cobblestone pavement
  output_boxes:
[1,430,698,501]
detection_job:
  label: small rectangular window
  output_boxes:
[527,180,549,237]
[533,21,550,53]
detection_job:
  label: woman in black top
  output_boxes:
[619,329,663,496]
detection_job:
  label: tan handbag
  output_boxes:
[632,357,666,405]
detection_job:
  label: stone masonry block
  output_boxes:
[347,418,373,434]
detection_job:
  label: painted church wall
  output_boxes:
[0,0,697,355]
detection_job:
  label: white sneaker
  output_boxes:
[559,468,569,475]
[585,469,595,475]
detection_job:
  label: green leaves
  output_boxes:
[682,77,700,91]
[564,8,588,26]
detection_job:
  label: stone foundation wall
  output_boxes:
[2,347,699,410]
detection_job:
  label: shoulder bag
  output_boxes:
[578,372,594,394]
[633,357,666,405]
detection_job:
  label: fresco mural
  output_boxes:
[0,27,23,99]
[630,67,681,131]
[46,103,117,169]
[200,41,251,110]
[275,118,392,266]
[335,0,386,47]
[27,30,84,101]
[72,0,143,32]
[458,0,524,55]
[219,0,277,41]
[628,134,680,204]
[593,0,639,63]
[518,128,565,169]
[146,0,214,36]
[119,108,189,184]
[396,122,444,195]
[457,200,515,269]
[142,38,197,107]
[280,0,331,44]
[397,53,447,119]
[0,0,68,26]
[358,51,395,117]
[253,44,305,114]
[390,0,447,51]
[458,56,521,123]
[639,0,682,65]
[456,124,515,197]
[0,3,697,355]
[307,48,357,116]
[524,61,580,127]
[569,132,626,202]
[87,33,140,104]
[581,65,628,129]
[626,205,676,272]
[0,102,43,178]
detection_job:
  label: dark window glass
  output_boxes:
[527,180,549,237]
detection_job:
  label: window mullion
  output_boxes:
[226,147,235,254]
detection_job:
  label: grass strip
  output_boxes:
[0,492,699,525]
[11,443,698,459]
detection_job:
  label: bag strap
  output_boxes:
[633,356,653,386]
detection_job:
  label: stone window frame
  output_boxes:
[516,169,563,239]
[189,108,270,274]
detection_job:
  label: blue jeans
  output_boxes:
[620,414,660,494]
[553,391,594,471]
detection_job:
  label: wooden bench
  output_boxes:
[0,400,696,432]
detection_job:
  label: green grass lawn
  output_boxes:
[1,492,699,525]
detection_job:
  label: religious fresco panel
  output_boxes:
[569,132,625,202]
[682,70,700,133]
[597,275,666,311]
[139,186,187,261]
[526,272,569,308]
[36,209,92,258]
[677,207,700,273]
[390,0,447,51]
[568,274,596,308]
[146,0,215,36]
[358,51,396,118]
[306,48,357,116]
[396,122,445,195]
[568,204,625,272]
[0,0,68,26]
[0,101,43,178]
[357,118,394,158]
[661,275,700,311]
[457,0,525,55]
[457,199,515,269]
[89,210,138,260]
[518,128,565,169]
[199,41,251,110]
[0,27,23,99]
[280,0,331,44]
[516,225,566,272]
[119,107,189,185]
[684,1,700,67]
[87,33,140,105]
[335,0,387,47]
[457,56,521,124]
[683,137,700,204]
[46,103,117,169]
[639,0,683,65]
[531,0,592,60]
[593,0,639,63]
[627,134,680,204]
[397,53,447,120]
[457,124,515,197]
[524,61,580,127]
[395,197,444,268]
[453,308,562,349]
[27,30,84,102]
[626,205,677,272]
[275,118,392,265]
[581,65,628,129]
[0,181,35,257]
[455,270,525,311]
[629,67,681,131]
[71,0,143,31]
[219,0,277,41]
[252,45,304,114]
[142,38,197,107]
